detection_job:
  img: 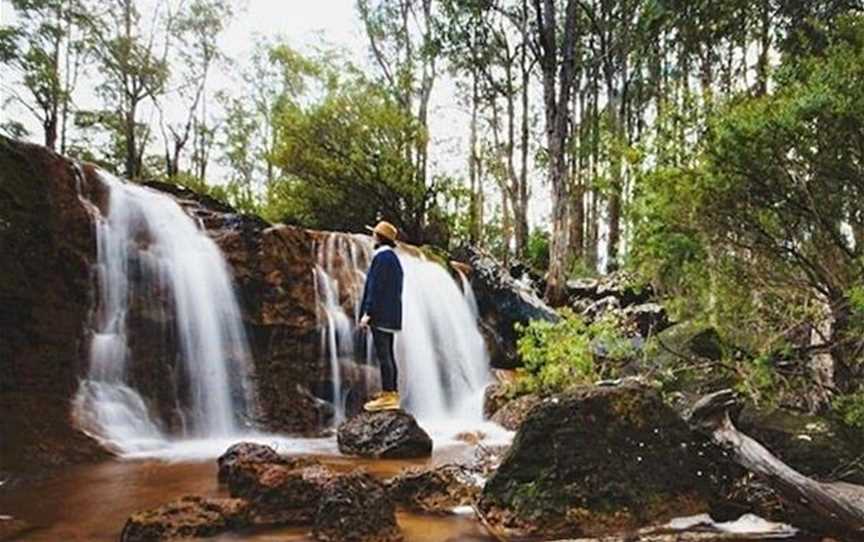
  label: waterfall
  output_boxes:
[459,270,480,321]
[74,172,255,452]
[314,234,490,423]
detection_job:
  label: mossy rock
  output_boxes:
[478,381,739,539]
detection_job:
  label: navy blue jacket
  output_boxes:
[360,247,404,330]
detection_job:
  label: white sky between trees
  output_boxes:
[0,0,552,229]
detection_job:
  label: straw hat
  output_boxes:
[366,220,398,242]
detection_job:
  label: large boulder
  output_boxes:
[217,442,284,483]
[386,464,481,513]
[226,462,333,525]
[337,411,433,459]
[478,381,738,539]
[314,471,401,542]
[120,496,250,542]
[455,247,559,369]
[216,441,319,486]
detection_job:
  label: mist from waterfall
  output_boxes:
[74,172,256,452]
[314,234,491,424]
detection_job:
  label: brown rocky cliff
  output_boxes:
[0,137,109,473]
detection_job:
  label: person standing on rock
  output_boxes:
[359,221,404,411]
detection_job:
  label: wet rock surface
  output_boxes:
[454,246,559,369]
[489,393,544,431]
[478,381,738,539]
[216,441,320,487]
[217,442,285,484]
[119,495,251,542]
[0,138,111,473]
[0,516,34,541]
[315,471,401,542]
[226,461,332,525]
[482,383,509,419]
[386,464,481,513]
[337,411,433,459]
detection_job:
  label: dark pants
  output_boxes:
[372,328,398,392]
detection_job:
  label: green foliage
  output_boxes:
[512,309,635,396]
[524,229,550,273]
[267,72,433,241]
[629,16,864,375]
[833,391,864,430]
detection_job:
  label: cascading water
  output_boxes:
[74,172,255,452]
[314,234,491,425]
[313,234,370,422]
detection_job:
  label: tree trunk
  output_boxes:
[688,389,864,535]
[755,0,772,96]
[536,0,579,305]
[469,68,480,245]
[516,0,531,259]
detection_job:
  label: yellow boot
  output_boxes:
[363,391,401,412]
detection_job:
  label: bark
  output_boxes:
[516,0,531,258]
[535,0,580,305]
[755,0,772,97]
[688,389,864,535]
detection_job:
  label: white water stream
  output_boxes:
[74,172,256,453]
[313,234,492,425]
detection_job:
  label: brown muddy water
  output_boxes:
[0,441,818,542]
[0,449,493,542]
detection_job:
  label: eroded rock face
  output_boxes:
[315,472,401,542]
[119,496,250,542]
[386,464,480,513]
[337,411,433,459]
[478,381,737,539]
[0,137,109,473]
[455,247,559,369]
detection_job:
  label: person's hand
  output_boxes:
[359,314,371,329]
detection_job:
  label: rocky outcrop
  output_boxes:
[478,381,738,539]
[315,472,401,542]
[0,137,109,473]
[568,273,671,339]
[455,246,559,369]
[337,411,433,459]
[120,496,251,542]
[386,464,480,513]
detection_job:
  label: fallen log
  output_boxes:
[687,389,864,537]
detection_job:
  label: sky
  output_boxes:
[0,0,550,226]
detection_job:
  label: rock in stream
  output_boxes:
[337,411,433,459]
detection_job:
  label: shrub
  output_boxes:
[512,309,636,396]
